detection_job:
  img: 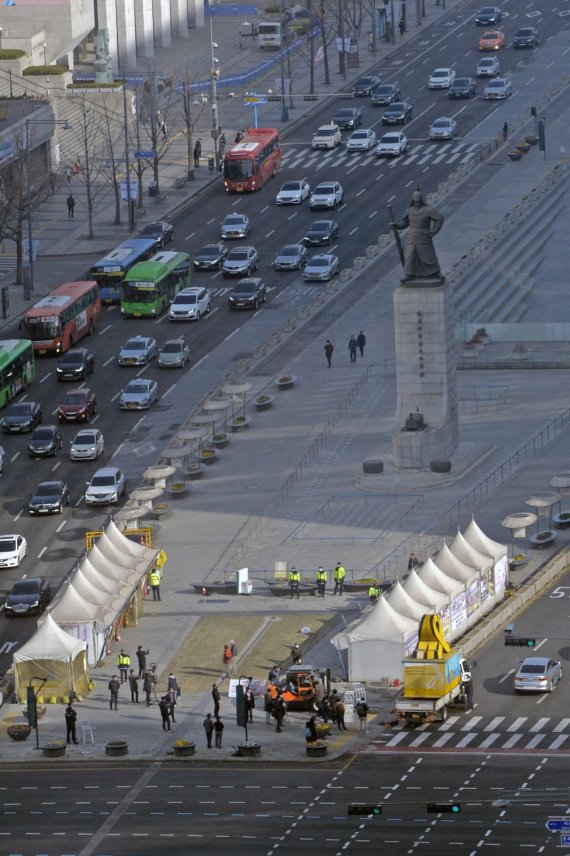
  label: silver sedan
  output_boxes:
[303,253,340,281]
[119,379,159,410]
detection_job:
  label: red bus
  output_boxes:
[223,127,281,193]
[22,281,101,355]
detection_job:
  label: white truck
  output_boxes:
[258,22,282,48]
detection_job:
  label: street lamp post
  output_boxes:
[210,18,221,171]
[25,117,70,298]
[280,0,289,120]
[121,75,134,232]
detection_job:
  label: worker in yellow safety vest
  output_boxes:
[315,566,327,597]
[368,584,380,604]
[117,649,130,683]
[156,549,168,571]
[333,562,346,595]
[288,567,301,599]
[148,569,161,602]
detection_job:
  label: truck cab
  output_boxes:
[268,665,329,710]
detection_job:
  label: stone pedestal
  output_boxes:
[392,276,458,469]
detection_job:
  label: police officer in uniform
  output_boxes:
[333,562,346,595]
[288,566,301,599]
[148,568,161,601]
[117,649,130,683]
[316,566,327,597]
[368,584,380,604]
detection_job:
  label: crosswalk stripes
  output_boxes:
[280,142,480,173]
[0,256,16,276]
[365,714,570,753]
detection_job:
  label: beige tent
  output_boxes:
[13,615,89,703]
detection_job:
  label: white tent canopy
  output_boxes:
[49,582,101,622]
[403,570,449,612]
[418,557,464,596]
[449,530,493,572]
[13,615,89,702]
[386,582,428,621]
[464,518,507,561]
[435,543,478,583]
[106,519,157,564]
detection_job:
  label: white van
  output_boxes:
[169,287,210,321]
[258,22,282,48]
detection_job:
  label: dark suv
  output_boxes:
[56,347,94,381]
[228,278,267,310]
[5,577,51,616]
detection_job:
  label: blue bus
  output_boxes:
[89,238,157,304]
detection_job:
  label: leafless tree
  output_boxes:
[177,61,207,182]
[66,95,112,239]
[98,95,125,226]
[133,75,176,195]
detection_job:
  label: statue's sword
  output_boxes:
[388,205,405,268]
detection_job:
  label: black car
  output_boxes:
[138,221,174,248]
[193,242,228,271]
[56,347,94,381]
[513,27,539,48]
[28,425,63,458]
[475,5,501,25]
[353,75,381,96]
[371,83,401,105]
[332,107,363,130]
[228,278,267,310]
[303,220,339,246]
[448,77,477,99]
[382,101,413,124]
[29,480,70,515]
[4,577,51,616]
[2,401,42,434]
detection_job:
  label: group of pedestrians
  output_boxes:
[287,562,346,596]
[317,688,347,730]
[324,331,366,367]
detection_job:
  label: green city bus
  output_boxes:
[121,251,191,317]
[0,339,36,407]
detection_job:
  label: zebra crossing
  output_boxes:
[280,141,481,173]
[0,256,16,278]
[208,284,319,298]
[363,714,570,754]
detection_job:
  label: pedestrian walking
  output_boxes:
[234,129,245,143]
[368,30,374,51]
[335,699,347,730]
[117,649,130,683]
[319,694,330,723]
[268,665,280,683]
[212,683,221,717]
[222,644,235,677]
[348,335,358,363]
[219,131,226,157]
[316,565,327,596]
[272,693,286,732]
[264,687,273,724]
[398,17,405,36]
[355,699,369,734]
[143,672,154,706]
[502,121,509,141]
[167,688,177,722]
[214,715,224,747]
[160,120,168,140]
[159,696,172,731]
[288,566,301,599]
[369,583,380,604]
[333,562,346,595]
[148,569,161,601]
[128,669,139,703]
[136,645,149,678]
[66,194,75,219]
[48,172,56,193]
[65,703,79,744]
[324,339,334,367]
[357,330,366,357]
[203,712,214,747]
[304,716,317,743]
[167,673,180,699]
[108,675,120,710]
[290,643,302,665]
[463,678,474,712]
[245,688,255,723]
[230,639,238,658]
[408,552,420,571]
[65,165,72,185]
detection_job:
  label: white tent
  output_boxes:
[386,582,428,621]
[332,598,418,682]
[403,570,448,613]
[449,530,493,572]
[105,519,158,564]
[71,567,113,606]
[13,615,89,702]
[79,556,120,593]
[435,543,479,583]
[464,518,507,561]
[418,558,464,596]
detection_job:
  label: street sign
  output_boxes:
[561,835,570,846]
[244,95,266,105]
[545,817,570,832]
[134,150,156,160]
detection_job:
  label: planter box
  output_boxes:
[306,743,328,757]
[529,532,556,548]
[213,434,229,447]
[254,395,275,410]
[237,742,261,757]
[229,417,251,432]
[105,741,128,757]
[42,743,66,758]
[7,724,32,741]
[267,582,317,597]
[553,512,570,528]
[200,450,218,463]
[274,375,297,390]
[192,581,236,596]
[173,743,195,757]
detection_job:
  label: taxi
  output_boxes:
[478,29,505,50]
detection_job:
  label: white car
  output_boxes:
[477,56,500,77]
[428,67,456,89]
[276,180,310,205]
[346,129,377,151]
[309,182,344,210]
[429,117,457,140]
[0,534,27,568]
[168,286,210,321]
[312,124,341,149]
[70,429,104,461]
[85,466,126,505]
[483,77,512,99]
[376,131,407,156]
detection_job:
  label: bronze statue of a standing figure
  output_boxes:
[390,189,445,281]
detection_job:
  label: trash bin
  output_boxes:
[148,181,157,197]
[208,157,215,172]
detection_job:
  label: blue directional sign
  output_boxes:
[134,150,156,160]
[561,835,570,846]
[546,818,570,832]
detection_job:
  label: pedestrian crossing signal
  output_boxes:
[348,804,383,815]
[504,637,536,647]
[427,802,461,813]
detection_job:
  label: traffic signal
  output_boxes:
[504,637,536,647]
[348,804,383,816]
[427,802,461,813]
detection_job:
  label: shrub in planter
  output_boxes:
[516,142,531,153]
[24,65,68,75]
[0,49,26,60]
[105,740,128,756]
[508,150,523,161]
[7,724,32,741]
[173,740,195,756]
[42,740,66,758]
